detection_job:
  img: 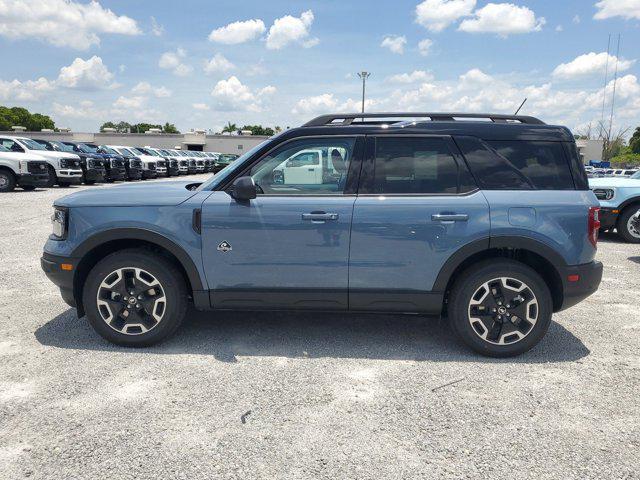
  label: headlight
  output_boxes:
[51,207,68,240]
[592,188,614,201]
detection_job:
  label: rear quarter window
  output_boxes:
[487,141,575,190]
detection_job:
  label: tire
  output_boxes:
[58,182,70,188]
[84,180,96,185]
[448,259,553,357]
[0,170,17,192]
[45,166,57,188]
[616,205,640,243]
[21,185,36,191]
[82,249,188,347]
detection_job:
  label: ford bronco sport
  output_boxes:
[41,113,603,357]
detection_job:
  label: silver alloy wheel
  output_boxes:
[626,209,640,239]
[96,267,166,335]
[468,277,538,345]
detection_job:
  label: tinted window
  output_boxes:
[373,137,463,194]
[248,137,356,195]
[488,141,575,190]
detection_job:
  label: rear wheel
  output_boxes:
[448,259,552,357]
[83,249,188,347]
[616,205,640,243]
[0,170,16,192]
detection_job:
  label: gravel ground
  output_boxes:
[0,178,639,479]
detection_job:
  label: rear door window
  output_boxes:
[487,141,575,190]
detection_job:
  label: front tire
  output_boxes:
[45,166,57,188]
[616,205,640,243]
[0,170,17,192]
[448,259,552,357]
[82,249,188,347]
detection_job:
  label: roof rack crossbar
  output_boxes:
[302,112,545,127]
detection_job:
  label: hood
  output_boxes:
[589,177,640,188]
[30,150,80,160]
[55,180,202,207]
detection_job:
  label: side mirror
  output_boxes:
[231,176,257,201]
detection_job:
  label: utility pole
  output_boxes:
[357,71,370,113]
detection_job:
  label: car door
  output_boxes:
[201,136,364,310]
[349,135,490,313]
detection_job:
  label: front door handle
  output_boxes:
[431,213,469,222]
[302,212,339,222]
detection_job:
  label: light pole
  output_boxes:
[357,71,370,113]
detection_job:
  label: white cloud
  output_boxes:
[159,48,193,76]
[118,64,126,73]
[415,0,476,32]
[291,93,378,115]
[113,95,146,109]
[56,56,117,90]
[553,52,635,79]
[459,68,493,84]
[203,53,235,74]
[594,0,640,20]
[0,77,55,101]
[192,103,210,111]
[210,76,273,111]
[381,35,407,54]
[266,10,318,50]
[0,0,140,50]
[418,39,434,56]
[131,81,172,98]
[555,25,563,32]
[387,70,434,83]
[150,16,164,36]
[52,100,97,118]
[459,3,546,35]
[572,14,581,24]
[208,18,265,44]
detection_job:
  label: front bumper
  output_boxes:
[126,167,142,180]
[599,208,618,230]
[142,170,158,179]
[558,261,603,311]
[58,170,84,184]
[41,252,78,311]
[105,167,127,181]
[84,168,105,182]
[17,173,49,187]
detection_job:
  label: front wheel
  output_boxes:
[82,249,188,346]
[616,205,640,243]
[0,170,16,192]
[448,259,552,357]
[45,166,57,188]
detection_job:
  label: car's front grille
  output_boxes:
[112,159,125,167]
[130,160,142,168]
[148,163,156,171]
[61,158,81,168]
[157,160,166,168]
[180,160,188,167]
[197,160,204,166]
[170,160,178,168]
[88,159,103,168]
[27,161,48,173]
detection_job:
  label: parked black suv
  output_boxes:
[32,139,105,184]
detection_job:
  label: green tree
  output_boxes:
[241,124,275,136]
[630,126,640,154]
[162,122,180,134]
[0,106,55,131]
[221,121,237,134]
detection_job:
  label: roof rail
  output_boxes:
[302,112,546,127]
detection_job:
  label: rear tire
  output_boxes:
[616,205,640,243]
[448,259,552,357]
[0,170,16,192]
[82,249,188,347]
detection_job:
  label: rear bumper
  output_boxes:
[17,173,49,187]
[558,261,603,311]
[41,252,78,309]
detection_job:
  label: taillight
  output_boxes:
[588,206,600,248]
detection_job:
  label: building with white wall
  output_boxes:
[575,139,603,164]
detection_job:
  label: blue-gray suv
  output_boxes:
[41,113,603,357]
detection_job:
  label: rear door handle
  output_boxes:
[431,213,469,222]
[302,212,339,222]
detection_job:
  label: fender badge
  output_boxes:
[217,241,232,253]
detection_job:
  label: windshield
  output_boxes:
[19,138,47,150]
[100,145,118,155]
[197,141,269,191]
[78,143,99,153]
[0,145,9,152]
[631,171,640,179]
[32,139,54,150]
[218,154,237,163]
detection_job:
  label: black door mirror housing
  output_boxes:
[231,176,257,201]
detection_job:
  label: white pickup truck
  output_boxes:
[0,136,83,187]
[0,144,50,192]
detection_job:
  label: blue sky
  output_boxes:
[1,0,639,134]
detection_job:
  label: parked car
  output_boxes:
[213,153,238,173]
[76,143,127,182]
[32,139,106,185]
[0,136,83,187]
[97,145,142,181]
[590,170,640,243]
[153,149,181,176]
[41,112,602,357]
[109,146,158,179]
[0,144,49,192]
[168,150,189,175]
[133,147,168,177]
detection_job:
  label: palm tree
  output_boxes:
[222,121,237,134]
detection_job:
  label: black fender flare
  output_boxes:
[71,227,204,291]
[432,235,567,292]
[618,196,640,212]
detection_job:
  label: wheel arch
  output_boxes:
[71,228,205,316]
[618,196,640,212]
[435,236,566,313]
